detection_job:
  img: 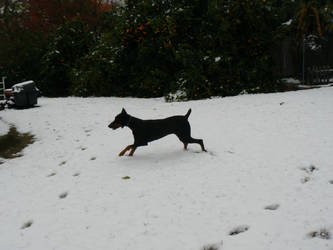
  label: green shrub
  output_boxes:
[39,17,95,96]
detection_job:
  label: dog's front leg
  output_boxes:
[128,146,137,156]
[119,144,134,156]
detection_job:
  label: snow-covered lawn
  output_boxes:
[0,88,332,250]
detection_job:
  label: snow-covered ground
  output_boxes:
[0,87,333,250]
[0,119,9,135]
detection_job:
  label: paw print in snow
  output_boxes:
[59,192,68,199]
[264,203,280,210]
[308,228,331,240]
[202,241,223,250]
[21,220,33,229]
[47,172,56,177]
[229,225,249,236]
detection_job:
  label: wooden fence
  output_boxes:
[307,66,333,85]
[273,35,333,84]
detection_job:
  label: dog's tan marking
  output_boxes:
[113,123,122,129]
[119,145,132,156]
[128,146,137,156]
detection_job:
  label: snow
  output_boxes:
[282,78,301,84]
[0,118,9,135]
[282,19,292,26]
[12,80,35,93]
[11,80,34,87]
[0,87,333,250]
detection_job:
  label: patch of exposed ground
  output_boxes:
[0,126,34,159]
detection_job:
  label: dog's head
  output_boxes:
[108,108,130,130]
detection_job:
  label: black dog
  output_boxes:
[108,108,206,156]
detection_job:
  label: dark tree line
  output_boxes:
[0,0,332,99]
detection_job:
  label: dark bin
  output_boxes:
[12,81,38,107]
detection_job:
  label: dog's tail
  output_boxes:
[184,108,192,120]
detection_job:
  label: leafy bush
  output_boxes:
[1,0,300,99]
[39,17,95,96]
[71,40,124,97]
[0,29,47,88]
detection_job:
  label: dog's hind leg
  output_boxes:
[176,135,188,150]
[188,137,207,152]
[176,123,206,152]
[177,135,206,152]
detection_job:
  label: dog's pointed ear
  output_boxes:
[121,108,127,114]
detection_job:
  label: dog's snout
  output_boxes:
[108,122,121,130]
